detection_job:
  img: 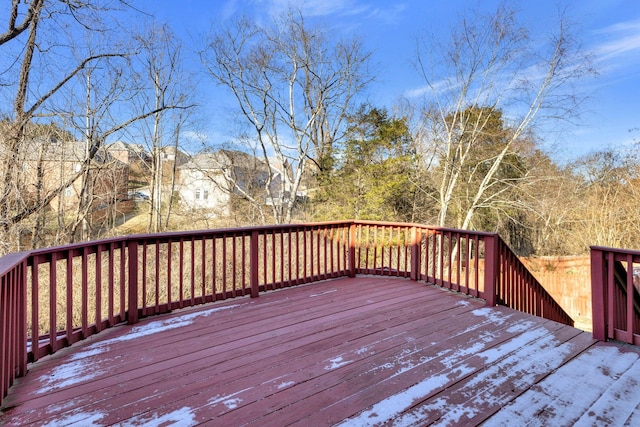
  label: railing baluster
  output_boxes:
[627,254,634,343]
[279,229,285,286]
[108,243,115,325]
[2,274,8,395]
[18,260,27,377]
[119,241,126,321]
[166,239,172,310]
[222,235,227,298]
[232,233,237,297]
[49,252,58,354]
[201,236,206,302]
[95,246,102,332]
[212,235,217,299]
[607,251,615,339]
[30,256,39,361]
[81,247,88,338]
[127,240,138,325]
[66,249,73,346]
[154,241,159,313]
[308,227,313,280]
[261,232,267,290]
[179,238,184,308]
[250,230,259,298]
[272,230,276,287]
[190,237,195,306]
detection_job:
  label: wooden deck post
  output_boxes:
[19,259,27,377]
[590,247,607,341]
[348,223,357,278]
[127,240,139,325]
[410,227,420,281]
[250,230,259,298]
[483,235,499,307]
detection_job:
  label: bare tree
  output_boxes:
[413,5,594,231]
[0,1,193,249]
[0,0,44,46]
[126,24,193,233]
[201,10,372,223]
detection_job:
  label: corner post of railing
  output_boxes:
[590,247,607,341]
[483,234,499,307]
[348,222,357,278]
[250,230,259,298]
[19,257,28,377]
[410,227,421,281]
[127,239,139,325]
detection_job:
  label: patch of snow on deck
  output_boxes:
[120,406,196,427]
[438,339,488,370]
[504,319,536,334]
[475,326,549,365]
[223,398,242,410]
[471,307,509,325]
[356,346,370,355]
[41,412,105,426]
[489,345,640,426]
[85,303,239,354]
[36,356,104,394]
[34,304,241,396]
[341,323,574,426]
[335,365,476,427]
[325,356,351,370]
[44,397,81,414]
[366,345,424,376]
[277,381,296,389]
[398,396,477,427]
[310,289,337,297]
[390,328,574,425]
[69,347,105,360]
[208,388,251,408]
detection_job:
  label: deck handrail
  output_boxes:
[591,246,640,345]
[0,220,571,406]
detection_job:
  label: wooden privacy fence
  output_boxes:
[0,220,572,406]
[591,246,640,345]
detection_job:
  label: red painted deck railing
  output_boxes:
[0,220,571,406]
[591,246,640,345]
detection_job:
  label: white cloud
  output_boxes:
[591,19,640,63]
[245,0,406,25]
[259,0,365,17]
[405,78,453,99]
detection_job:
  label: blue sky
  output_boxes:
[138,0,640,161]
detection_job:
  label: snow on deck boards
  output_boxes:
[2,276,640,426]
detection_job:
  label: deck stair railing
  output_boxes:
[0,220,571,406]
[591,246,640,345]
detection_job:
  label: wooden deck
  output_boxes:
[2,276,640,426]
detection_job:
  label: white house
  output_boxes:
[177,150,281,217]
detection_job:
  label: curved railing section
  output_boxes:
[591,246,640,345]
[0,220,572,406]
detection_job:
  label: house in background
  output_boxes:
[14,138,130,212]
[177,150,281,217]
[106,141,150,165]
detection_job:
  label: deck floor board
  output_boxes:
[2,276,640,426]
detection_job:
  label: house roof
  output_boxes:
[179,149,269,172]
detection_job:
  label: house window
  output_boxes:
[195,189,200,200]
[203,190,209,200]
